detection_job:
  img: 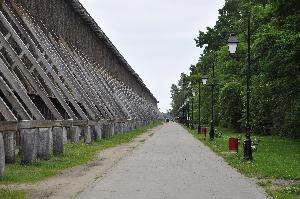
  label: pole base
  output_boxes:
[209,124,214,140]
[244,139,252,161]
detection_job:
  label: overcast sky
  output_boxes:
[79,0,225,112]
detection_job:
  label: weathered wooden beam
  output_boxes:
[0,76,31,120]
[0,133,5,177]
[0,121,17,131]
[46,36,102,119]
[0,10,81,119]
[0,58,44,120]
[0,28,62,120]
[18,120,63,129]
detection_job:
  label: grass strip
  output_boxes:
[0,121,163,184]
[0,188,26,199]
[184,126,300,199]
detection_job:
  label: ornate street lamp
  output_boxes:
[227,32,238,55]
[191,89,195,129]
[186,99,190,127]
[198,76,208,134]
[210,65,215,141]
[201,71,215,141]
[227,13,253,161]
[202,76,208,85]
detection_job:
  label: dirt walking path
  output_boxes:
[77,123,269,199]
[1,125,163,199]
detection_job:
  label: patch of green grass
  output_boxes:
[185,125,300,199]
[0,121,163,184]
[0,188,26,199]
[268,184,300,199]
[187,127,300,180]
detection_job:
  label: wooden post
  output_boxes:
[21,128,38,164]
[94,124,102,140]
[0,133,5,177]
[63,127,68,144]
[52,127,64,155]
[84,126,92,144]
[3,132,15,163]
[70,126,80,143]
[37,128,52,160]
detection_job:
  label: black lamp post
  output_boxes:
[198,76,208,133]
[181,103,185,124]
[187,99,190,127]
[227,13,252,161]
[198,79,201,134]
[210,63,215,141]
[191,90,195,129]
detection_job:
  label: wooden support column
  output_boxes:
[102,123,114,139]
[37,128,52,160]
[63,127,68,144]
[3,132,15,164]
[83,126,92,144]
[94,124,102,140]
[21,128,38,164]
[0,133,5,177]
[52,127,64,155]
[70,126,80,143]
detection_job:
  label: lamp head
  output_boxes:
[201,76,208,85]
[192,89,196,97]
[227,32,238,54]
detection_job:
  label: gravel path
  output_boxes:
[76,123,268,199]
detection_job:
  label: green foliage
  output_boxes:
[219,81,243,129]
[171,0,300,138]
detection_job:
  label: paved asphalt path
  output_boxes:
[77,123,268,199]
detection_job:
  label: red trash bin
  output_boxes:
[229,138,238,152]
[201,127,207,136]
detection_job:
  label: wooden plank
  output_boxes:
[52,38,111,119]
[72,50,118,117]
[43,35,99,119]
[0,76,31,120]
[0,121,17,131]
[0,10,80,120]
[0,33,63,120]
[20,15,90,120]
[0,97,17,121]
[0,58,44,120]
[18,120,63,129]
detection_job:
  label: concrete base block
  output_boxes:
[130,122,134,131]
[3,132,15,164]
[37,128,52,160]
[0,133,5,177]
[70,126,80,143]
[94,124,102,140]
[120,123,124,134]
[111,124,115,136]
[103,123,114,139]
[122,123,127,133]
[126,122,130,132]
[21,128,38,164]
[53,127,64,155]
[84,126,92,144]
[126,122,131,132]
[136,121,140,129]
[114,123,120,135]
[63,127,68,144]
